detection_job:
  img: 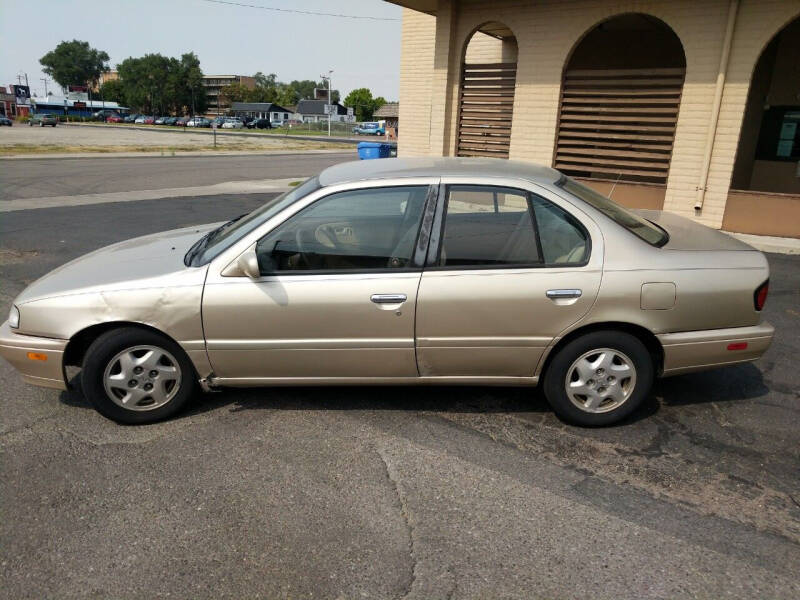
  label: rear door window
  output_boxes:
[437,186,541,267]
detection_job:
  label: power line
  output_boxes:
[198,0,399,21]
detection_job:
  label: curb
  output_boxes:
[57,122,396,146]
[723,231,800,255]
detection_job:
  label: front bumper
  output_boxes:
[0,320,67,390]
[658,322,774,376]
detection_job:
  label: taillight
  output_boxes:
[754,280,769,311]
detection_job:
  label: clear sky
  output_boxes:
[0,0,402,100]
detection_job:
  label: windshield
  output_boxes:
[558,176,669,247]
[188,176,321,266]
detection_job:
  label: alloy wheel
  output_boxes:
[565,347,637,413]
[102,345,182,411]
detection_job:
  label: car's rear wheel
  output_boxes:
[542,330,653,426]
[81,327,196,424]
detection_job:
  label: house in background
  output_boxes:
[230,102,292,122]
[387,0,800,239]
[202,75,256,116]
[0,86,16,118]
[294,100,355,123]
[374,102,399,138]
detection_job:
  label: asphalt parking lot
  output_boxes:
[1,155,799,599]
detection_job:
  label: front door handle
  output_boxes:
[546,289,582,300]
[371,294,408,304]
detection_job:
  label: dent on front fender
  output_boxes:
[16,281,208,369]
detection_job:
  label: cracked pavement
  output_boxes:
[1,155,799,599]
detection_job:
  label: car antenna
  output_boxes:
[608,172,623,199]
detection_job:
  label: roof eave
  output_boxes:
[384,0,437,15]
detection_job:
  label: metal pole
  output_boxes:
[40,78,48,96]
[328,74,331,137]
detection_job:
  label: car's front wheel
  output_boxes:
[81,327,196,424]
[542,330,653,426]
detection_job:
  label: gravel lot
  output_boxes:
[0,122,347,152]
[1,156,798,599]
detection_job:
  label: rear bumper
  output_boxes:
[0,320,67,390]
[658,322,774,376]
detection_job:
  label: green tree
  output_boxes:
[117,54,172,114]
[40,40,110,90]
[99,79,126,106]
[344,88,386,121]
[220,82,251,106]
[116,52,205,115]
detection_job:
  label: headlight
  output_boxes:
[9,305,20,329]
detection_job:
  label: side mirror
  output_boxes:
[237,246,261,279]
[222,244,261,278]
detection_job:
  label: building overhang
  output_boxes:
[384,2,514,38]
[384,0,438,16]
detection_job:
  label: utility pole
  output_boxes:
[40,77,49,96]
[320,70,332,137]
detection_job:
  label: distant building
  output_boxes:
[202,75,256,116]
[230,102,292,122]
[93,70,119,91]
[294,99,355,123]
[373,102,399,129]
[31,96,128,117]
[0,86,17,118]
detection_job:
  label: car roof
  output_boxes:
[318,157,562,187]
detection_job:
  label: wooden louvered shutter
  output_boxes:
[554,67,685,183]
[457,62,516,158]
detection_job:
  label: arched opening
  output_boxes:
[456,22,518,158]
[730,17,800,195]
[554,14,686,186]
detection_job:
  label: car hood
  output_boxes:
[14,223,219,305]
[633,209,754,251]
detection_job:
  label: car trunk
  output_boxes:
[633,209,754,252]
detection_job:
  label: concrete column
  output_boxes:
[429,0,459,156]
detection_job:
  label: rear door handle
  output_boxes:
[371,294,407,304]
[546,289,582,299]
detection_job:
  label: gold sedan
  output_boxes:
[0,158,773,425]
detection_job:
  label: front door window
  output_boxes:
[256,186,429,274]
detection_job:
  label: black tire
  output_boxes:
[81,327,197,424]
[542,330,654,426]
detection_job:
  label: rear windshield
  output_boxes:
[558,177,668,247]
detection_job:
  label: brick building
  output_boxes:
[202,75,256,116]
[388,0,800,238]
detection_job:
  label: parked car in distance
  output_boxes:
[92,109,120,121]
[187,117,211,128]
[270,120,284,128]
[211,116,226,128]
[0,158,775,426]
[0,116,12,126]
[154,116,168,125]
[354,122,385,135]
[106,114,123,123]
[143,116,155,125]
[246,118,271,129]
[134,115,147,124]
[221,117,244,129]
[175,116,189,127]
[124,114,139,123]
[29,114,58,127]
